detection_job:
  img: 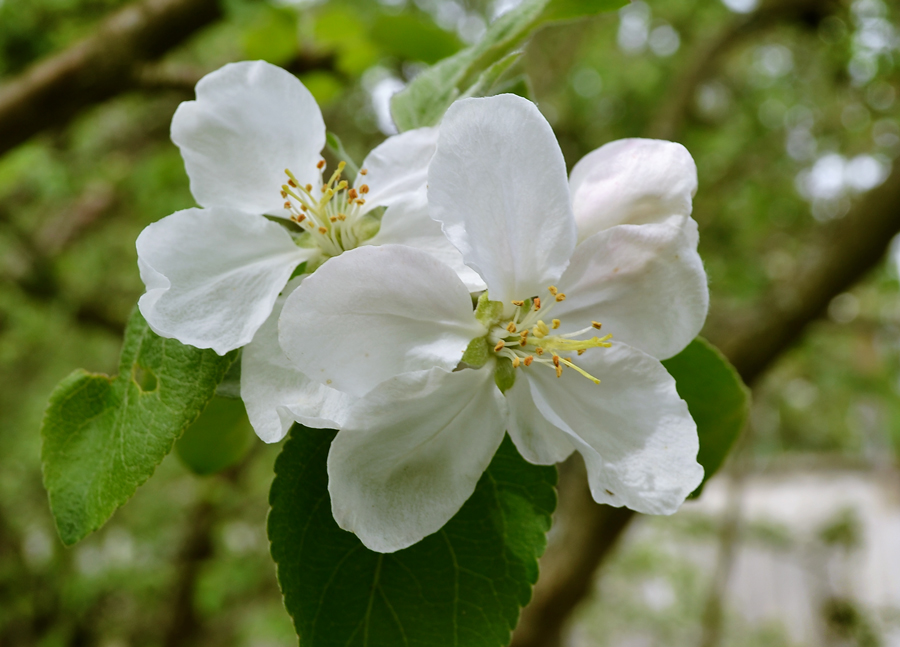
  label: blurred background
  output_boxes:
[1,0,899,645]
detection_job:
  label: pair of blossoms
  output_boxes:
[138,61,709,553]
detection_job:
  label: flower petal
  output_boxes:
[526,343,703,515]
[554,220,708,360]
[136,207,311,355]
[357,127,438,210]
[505,377,574,465]
[240,277,355,443]
[171,61,325,216]
[366,196,486,292]
[569,138,698,241]
[427,94,577,303]
[328,366,507,553]
[279,245,484,398]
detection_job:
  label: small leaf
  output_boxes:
[41,309,235,545]
[269,426,557,647]
[662,337,750,496]
[175,397,254,476]
[390,0,626,131]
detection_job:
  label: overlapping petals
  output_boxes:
[279,93,709,553]
[136,207,312,354]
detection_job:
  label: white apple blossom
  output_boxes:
[277,94,710,553]
[135,60,480,356]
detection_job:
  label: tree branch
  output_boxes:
[0,0,222,158]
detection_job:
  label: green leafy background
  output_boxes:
[1,0,899,644]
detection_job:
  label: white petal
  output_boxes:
[357,127,438,210]
[171,61,325,215]
[569,138,698,241]
[328,366,507,553]
[366,196,486,292]
[554,221,708,360]
[136,207,311,355]
[279,245,484,398]
[527,343,703,515]
[505,377,574,465]
[428,94,577,303]
[240,277,355,443]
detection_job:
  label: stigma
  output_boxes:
[487,286,612,384]
[280,161,373,258]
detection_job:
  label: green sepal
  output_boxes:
[662,337,750,497]
[494,356,517,393]
[325,131,359,183]
[41,308,236,545]
[462,336,492,368]
[474,291,504,327]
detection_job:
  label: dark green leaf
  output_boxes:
[390,0,626,131]
[662,337,750,496]
[370,13,464,65]
[175,397,254,476]
[269,426,557,647]
[41,309,235,545]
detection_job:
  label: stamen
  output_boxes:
[555,293,566,302]
[318,227,327,234]
[524,356,534,366]
[552,354,560,368]
[561,358,601,384]
[548,286,558,296]
[534,297,541,310]
[512,300,524,307]
[506,322,517,333]
[512,357,520,368]
[535,347,544,356]
[359,184,370,194]
[359,168,368,176]
[305,184,313,192]
[555,365,563,378]
[592,321,602,329]
[552,319,560,329]
[317,160,326,169]
[494,340,505,352]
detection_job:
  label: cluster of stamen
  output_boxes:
[281,161,371,257]
[489,286,612,383]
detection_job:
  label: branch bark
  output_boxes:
[0,0,222,158]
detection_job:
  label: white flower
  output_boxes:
[136,60,480,356]
[277,94,709,553]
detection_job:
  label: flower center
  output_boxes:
[463,287,612,390]
[280,160,377,259]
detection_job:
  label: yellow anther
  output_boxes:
[348,188,358,200]
[512,357,520,368]
[534,297,541,310]
[512,300,524,307]
[300,204,308,211]
[535,347,544,356]
[524,355,534,366]
[555,365,563,378]
[296,214,306,223]
[284,202,292,210]
[330,216,337,222]
[532,321,550,338]
[494,340,505,352]
[577,349,585,355]
[305,184,313,192]
[548,286,558,295]
[321,185,328,193]
[317,160,326,169]
[281,190,288,199]
[288,179,297,188]
[337,214,346,221]
[337,181,348,191]
[552,319,560,329]
[360,184,370,194]
[318,226,327,234]
[592,321,602,329]
[360,168,368,175]
[552,354,560,368]
[555,293,566,302]
[506,322,517,333]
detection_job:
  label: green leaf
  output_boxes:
[390,0,626,131]
[269,426,557,647]
[370,13,464,64]
[41,309,235,545]
[662,337,750,496]
[242,5,299,66]
[175,397,254,476]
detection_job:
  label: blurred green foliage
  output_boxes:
[1,0,899,644]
